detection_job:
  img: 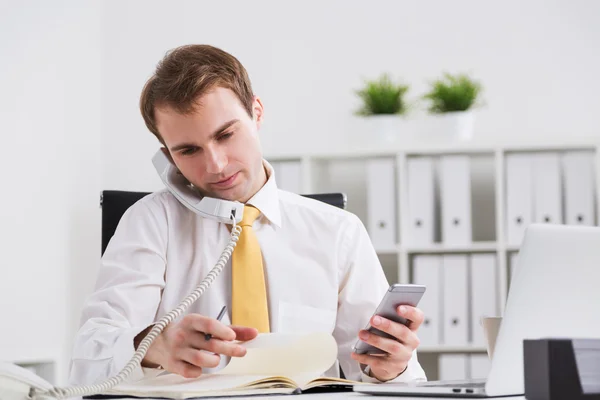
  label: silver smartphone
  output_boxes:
[352,283,426,355]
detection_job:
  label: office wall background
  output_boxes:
[0,0,103,383]
[102,0,600,190]
[1,0,599,384]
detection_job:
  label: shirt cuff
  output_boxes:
[360,362,421,384]
[113,325,152,383]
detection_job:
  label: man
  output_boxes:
[69,44,427,385]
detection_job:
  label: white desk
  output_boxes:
[264,395,524,400]
[99,394,527,400]
[204,394,525,400]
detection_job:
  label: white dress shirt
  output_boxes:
[69,161,427,385]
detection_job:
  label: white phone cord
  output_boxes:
[34,218,242,400]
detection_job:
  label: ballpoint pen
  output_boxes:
[205,305,228,341]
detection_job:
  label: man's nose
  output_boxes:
[204,146,227,174]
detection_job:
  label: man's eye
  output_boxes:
[218,132,233,141]
[181,147,198,156]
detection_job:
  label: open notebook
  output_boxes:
[102,332,366,398]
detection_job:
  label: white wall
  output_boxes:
[0,1,103,384]
[101,0,600,190]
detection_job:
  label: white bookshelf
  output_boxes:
[266,137,600,364]
[418,345,488,354]
[402,241,499,254]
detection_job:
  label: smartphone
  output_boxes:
[352,283,426,355]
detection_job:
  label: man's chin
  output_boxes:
[204,187,246,203]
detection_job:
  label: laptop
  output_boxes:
[355,224,600,397]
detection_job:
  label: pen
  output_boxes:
[204,305,228,341]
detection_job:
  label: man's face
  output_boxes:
[155,87,266,203]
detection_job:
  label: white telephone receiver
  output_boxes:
[152,149,244,224]
[0,149,246,400]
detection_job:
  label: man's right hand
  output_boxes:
[137,314,259,378]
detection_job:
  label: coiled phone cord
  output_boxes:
[34,216,242,399]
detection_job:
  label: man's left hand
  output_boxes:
[351,305,424,382]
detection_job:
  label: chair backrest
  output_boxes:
[100,190,347,255]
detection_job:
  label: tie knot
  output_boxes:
[240,205,261,227]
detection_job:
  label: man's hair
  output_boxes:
[140,44,254,144]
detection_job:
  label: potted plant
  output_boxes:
[423,72,482,140]
[355,73,410,143]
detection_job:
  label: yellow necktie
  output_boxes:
[231,205,270,332]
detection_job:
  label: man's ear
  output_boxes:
[252,96,264,129]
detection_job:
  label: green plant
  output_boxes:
[423,73,482,113]
[355,73,409,116]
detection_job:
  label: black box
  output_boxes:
[524,338,600,400]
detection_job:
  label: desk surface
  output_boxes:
[94,394,527,400]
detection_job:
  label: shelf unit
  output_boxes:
[418,345,488,354]
[266,137,600,361]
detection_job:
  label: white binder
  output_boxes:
[470,254,498,346]
[532,153,562,225]
[439,155,472,246]
[562,151,595,226]
[505,153,533,246]
[439,354,468,381]
[412,255,441,346]
[442,255,469,346]
[469,354,492,380]
[406,157,435,246]
[366,158,397,251]
[272,160,302,193]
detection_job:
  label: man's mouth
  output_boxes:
[211,172,239,188]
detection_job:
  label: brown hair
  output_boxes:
[140,44,254,144]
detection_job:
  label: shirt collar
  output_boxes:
[246,159,281,228]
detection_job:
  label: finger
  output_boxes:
[397,305,425,331]
[370,316,420,349]
[171,360,204,379]
[358,330,412,357]
[400,328,420,350]
[182,314,236,341]
[205,339,247,357]
[230,326,259,342]
[179,348,221,369]
[184,334,248,357]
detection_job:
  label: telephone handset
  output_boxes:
[0,150,246,400]
[0,363,53,400]
[152,149,244,224]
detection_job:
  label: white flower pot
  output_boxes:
[431,110,476,141]
[364,115,404,144]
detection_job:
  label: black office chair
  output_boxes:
[100,190,347,256]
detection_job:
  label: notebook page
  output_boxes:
[108,373,279,396]
[107,332,338,396]
[219,331,338,377]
